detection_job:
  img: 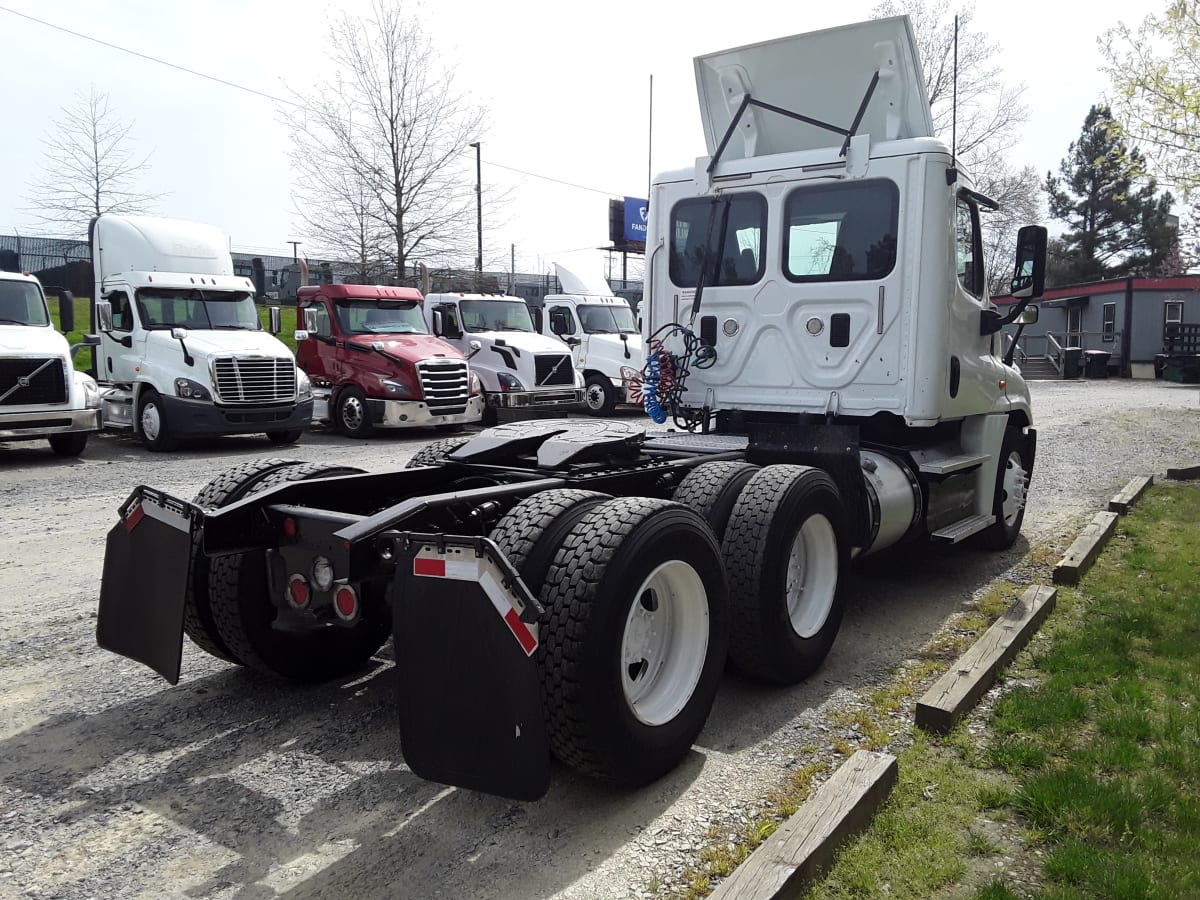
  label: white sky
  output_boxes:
[0,0,1146,277]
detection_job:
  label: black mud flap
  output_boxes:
[97,487,198,684]
[389,533,549,801]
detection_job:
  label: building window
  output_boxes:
[1102,302,1116,342]
[1165,301,1183,325]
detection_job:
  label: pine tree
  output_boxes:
[1044,105,1176,284]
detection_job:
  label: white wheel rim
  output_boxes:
[620,560,709,726]
[586,384,606,410]
[1001,450,1028,526]
[342,396,365,431]
[141,402,161,441]
[785,514,839,639]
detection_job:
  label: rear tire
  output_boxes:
[207,462,387,681]
[489,489,610,595]
[583,374,617,416]
[187,458,308,663]
[48,433,88,456]
[537,497,729,785]
[722,465,847,684]
[405,436,471,468]
[972,427,1031,550]
[672,461,760,542]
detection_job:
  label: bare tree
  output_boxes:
[872,0,1041,291]
[26,86,161,237]
[286,1,485,282]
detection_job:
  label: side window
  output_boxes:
[1165,301,1183,325]
[109,291,132,331]
[1102,302,1116,342]
[438,304,462,335]
[669,193,766,288]
[955,195,984,299]
[783,180,899,282]
[548,306,575,335]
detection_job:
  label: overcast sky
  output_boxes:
[0,0,1148,278]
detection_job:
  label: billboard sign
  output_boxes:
[623,197,648,244]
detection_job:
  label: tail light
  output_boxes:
[286,574,310,609]
[334,585,359,621]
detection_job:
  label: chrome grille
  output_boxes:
[534,353,575,386]
[0,357,67,406]
[211,356,296,404]
[417,359,470,415]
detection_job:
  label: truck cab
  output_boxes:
[91,214,313,451]
[296,283,484,436]
[424,292,584,424]
[539,263,644,415]
[0,270,101,456]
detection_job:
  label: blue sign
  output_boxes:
[623,197,648,244]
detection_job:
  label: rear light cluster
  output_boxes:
[283,568,360,622]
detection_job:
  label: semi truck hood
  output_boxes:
[694,15,933,160]
[153,329,294,359]
[345,333,465,361]
[0,325,71,357]
[471,331,571,356]
[584,332,644,364]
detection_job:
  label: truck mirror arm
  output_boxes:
[979,298,1031,337]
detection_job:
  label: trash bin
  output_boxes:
[1084,350,1111,379]
[1062,347,1083,378]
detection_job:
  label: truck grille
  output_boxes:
[0,357,67,406]
[534,353,575,387]
[211,356,296,404]
[417,359,470,416]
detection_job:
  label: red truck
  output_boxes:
[295,284,484,436]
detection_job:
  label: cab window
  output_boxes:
[669,193,766,287]
[109,291,133,331]
[956,194,984,298]
[548,306,576,336]
[783,180,898,282]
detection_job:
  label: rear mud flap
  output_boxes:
[97,488,198,684]
[388,533,549,801]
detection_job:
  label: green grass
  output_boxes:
[790,484,1200,900]
[45,298,299,374]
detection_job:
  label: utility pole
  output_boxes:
[510,243,515,294]
[469,141,482,290]
[287,241,301,262]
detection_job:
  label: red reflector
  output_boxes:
[503,607,538,655]
[124,502,146,533]
[414,557,446,577]
[334,586,358,620]
[287,575,310,609]
[282,517,298,538]
[998,380,1006,390]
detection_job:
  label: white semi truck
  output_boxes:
[422,292,584,425]
[90,214,313,450]
[0,270,101,456]
[95,16,1044,802]
[539,263,644,415]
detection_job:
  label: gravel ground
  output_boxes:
[0,380,1197,900]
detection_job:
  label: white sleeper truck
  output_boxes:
[540,263,644,415]
[0,270,101,456]
[95,17,1044,802]
[423,292,584,425]
[91,214,313,450]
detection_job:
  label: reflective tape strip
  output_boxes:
[124,502,145,533]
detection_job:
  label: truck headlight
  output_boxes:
[297,370,313,400]
[380,377,413,397]
[469,371,481,396]
[496,372,525,392]
[620,365,640,383]
[175,378,212,401]
[81,376,101,409]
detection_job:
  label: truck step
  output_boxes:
[931,514,996,543]
[643,433,749,453]
[918,453,990,475]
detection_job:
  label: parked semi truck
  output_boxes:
[0,270,101,456]
[96,16,1044,801]
[539,263,644,415]
[295,282,485,435]
[91,214,313,450]
[423,291,584,425]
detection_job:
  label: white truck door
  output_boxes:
[546,304,582,364]
[98,289,142,383]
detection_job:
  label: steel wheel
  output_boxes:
[141,400,162,441]
[620,559,710,726]
[785,514,839,639]
[1000,450,1029,526]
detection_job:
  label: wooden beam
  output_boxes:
[1166,464,1200,481]
[915,585,1057,734]
[1053,511,1118,585]
[711,750,898,900]
[1108,475,1153,514]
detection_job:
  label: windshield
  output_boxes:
[459,299,535,333]
[135,289,261,330]
[0,280,51,326]
[578,304,638,334]
[336,300,429,335]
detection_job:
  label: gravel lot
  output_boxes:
[1,380,1197,900]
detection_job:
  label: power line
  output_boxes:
[481,159,622,198]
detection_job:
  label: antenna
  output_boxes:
[946,14,959,185]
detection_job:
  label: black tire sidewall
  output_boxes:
[975,427,1028,550]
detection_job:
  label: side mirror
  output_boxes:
[1010,225,1047,299]
[171,327,189,341]
[295,330,310,342]
[303,307,319,332]
[1016,305,1039,325]
[467,339,482,359]
[57,290,75,333]
[432,310,444,337]
[268,306,282,335]
[95,301,113,332]
[566,337,582,348]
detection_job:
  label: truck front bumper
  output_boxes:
[0,408,101,441]
[159,395,314,436]
[368,393,486,428]
[490,388,585,409]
